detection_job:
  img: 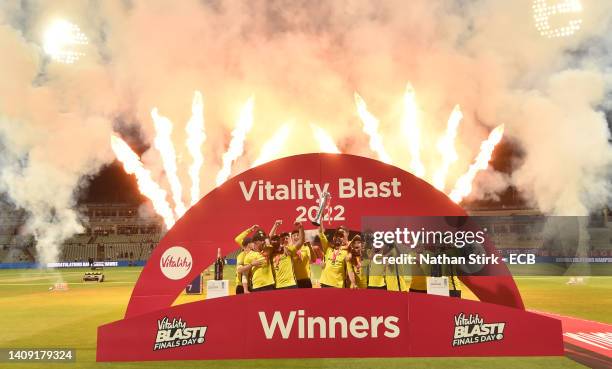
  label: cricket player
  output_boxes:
[318,224,351,288]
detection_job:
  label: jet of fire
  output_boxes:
[310,124,340,153]
[354,93,392,164]
[216,97,255,185]
[449,124,505,203]
[151,108,187,218]
[110,135,175,229]
[401,84,425,178]
[185,91,206,206]
[432,105,463,191]
[251,124,292,167]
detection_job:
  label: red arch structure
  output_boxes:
[98,154,562,361]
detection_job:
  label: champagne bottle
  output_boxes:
[214,248,224,280]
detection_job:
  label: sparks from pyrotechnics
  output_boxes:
[251,123,292,168]
[112,86,504,229]
[449,125,505,203]
[433,105,463,191]
[216,97,255,186]
[354,93,393,164]
[400,84,425,178]
[310,124,341,154]
[185,91,206,206]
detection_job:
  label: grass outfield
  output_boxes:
[0,267,610,369]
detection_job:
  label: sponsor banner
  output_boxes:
[408,293,562,356]
[125,154,523,319]
[98,154,558,361]
[47,261,119,268]
[0,261,145,269]
[97,289,562,362]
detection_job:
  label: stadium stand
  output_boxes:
[1,202,611,265]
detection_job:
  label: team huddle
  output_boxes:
[233,220,409,293]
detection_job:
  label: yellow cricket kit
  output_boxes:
[318,231,349,288]
[243,250,274,289]
[234,228,251,247]
[273,252,297,288]
[367,260,386,288]
[235,251,246,285]
[289,245,312,280]
[351,262,368,289]
[385,272,408,292]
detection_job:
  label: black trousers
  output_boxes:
[251,284,275,292]
[320,283,339,288]
[235,285,244,294]
[297,279,312,288]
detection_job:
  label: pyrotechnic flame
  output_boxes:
[354,93,392,164]
[43,19,88,64]
[185,91,206,206]
[449,125,505,203]
[401,84,425,178]
[111,86,506,228]
[251,124,292,167]
[310,124,340,153]
[110,135,175,229]
[215,97,255,185]
[151,108,187,218]
[433,105,463,191]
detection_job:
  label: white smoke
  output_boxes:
[0,0,611,265]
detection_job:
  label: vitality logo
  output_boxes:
[153,317,207,351]
[452,313,505,347]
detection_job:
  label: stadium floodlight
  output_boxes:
[532,0,583,39]
[43,19,88,64]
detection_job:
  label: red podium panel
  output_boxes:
[97,154,558,361]
[97,289,562,361]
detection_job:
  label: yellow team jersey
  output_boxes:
[288,245,312,280]
[410,275,427,291]
[385,271,408,291]
[235,251,246,285]
[243,249,275,289]
[234,228,251,246]
[319,232,349,288]
[367,260,386,288]
[273,251,297,288]
[350,262,368,289]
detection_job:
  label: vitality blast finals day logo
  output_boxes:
[452,313,506,347]
[154,317,208,351]
[160,246,192,280]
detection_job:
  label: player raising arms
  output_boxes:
[240,229,275,292]
[269,220,305,289]
[233,225,257,294]
[318,223,351,288]
[282,221,313,288]
[346,235,367,289]
[292,238,315,288]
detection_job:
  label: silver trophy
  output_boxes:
[312,192,331,226]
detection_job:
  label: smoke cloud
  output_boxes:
[0,0,610,264]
